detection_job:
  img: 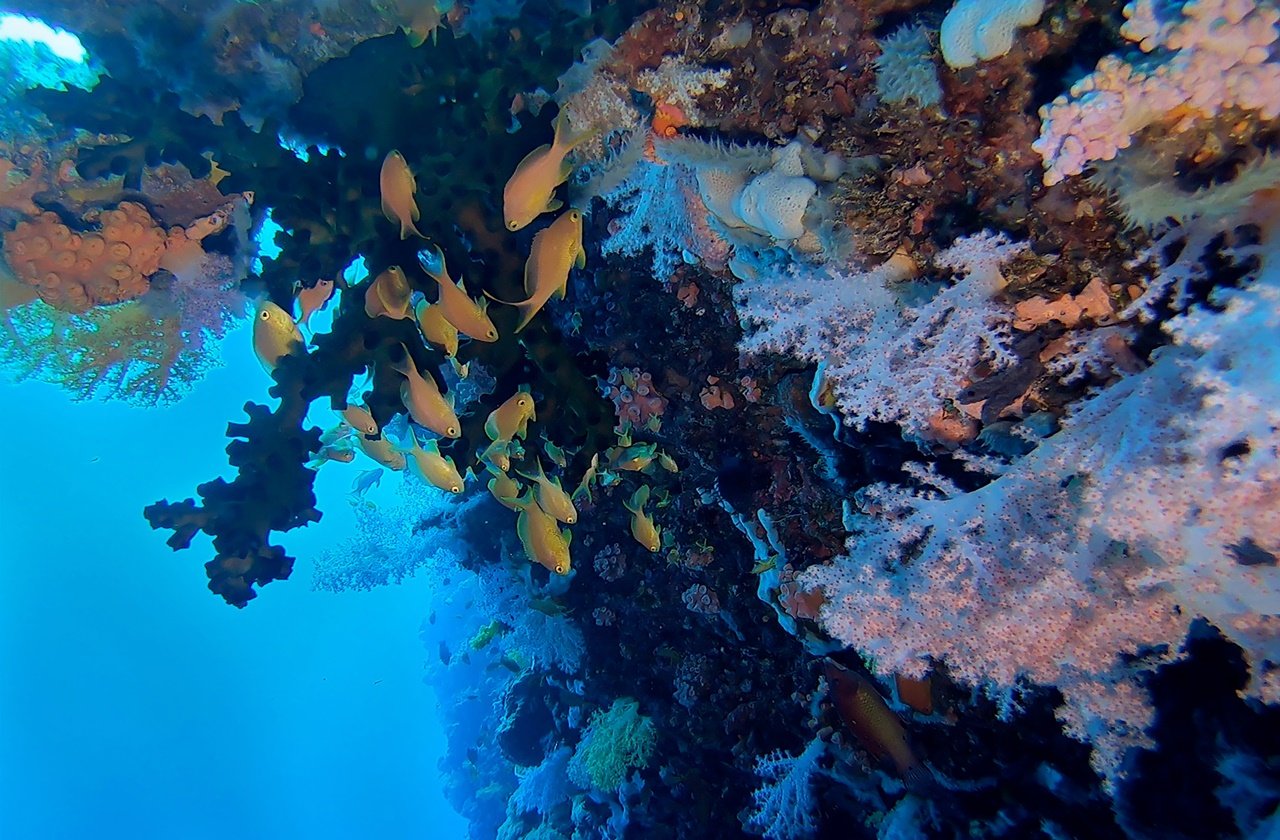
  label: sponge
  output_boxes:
[941,0,1046,68]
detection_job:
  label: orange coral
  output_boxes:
[651,102,690,138]
[3,202,168,313]
[0,156,44,216]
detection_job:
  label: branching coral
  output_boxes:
[0,197,251,405]
[802,205,1280,785]
[1034,0,1280,185]
[737,233,1025,437]
[567,697,657,792]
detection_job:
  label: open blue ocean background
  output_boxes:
[0,321,466,839]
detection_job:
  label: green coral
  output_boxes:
[567,697,656,792]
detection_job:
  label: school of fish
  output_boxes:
[248,110,673,577]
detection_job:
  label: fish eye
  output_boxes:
[448,426,458,436]
[259,310,270,320]
[451,486,462,493]
[507,220,518,230]
[570,211,580,220]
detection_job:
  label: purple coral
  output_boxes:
[594,543,627,582]
[1034,0,1280,184]
[682,583,721,615]
[602,367,668,430]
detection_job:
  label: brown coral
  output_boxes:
[4,202,168,312]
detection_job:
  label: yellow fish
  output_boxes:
[365,266,413,320]
[403,427,464,494]
[509,489,572,575]
[609,443,658,472]
[319,422,354,446]
[543,438,569,469]
[516,458,577,525]
[416,245,499,342]
[391,345,461,439]
[480,439,512,473]
[503,110,593,231]
[487,208,584,333]
[571,452,599,504]
[380,150,425,240]
[294,278,335,329]
[623,485,661,552]
[415,297,460,357]
[356,431,407,471]
[485,390,536,442]
[307,439,356,469]
[340,404,378,436]
[253,300,305,372]
[486,468,522,511]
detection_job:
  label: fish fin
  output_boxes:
[513,143,551,175]
[551,109,598,154]
[546,197,563,213]
[401,218,426,240]
[389,343,416,378]
[523,245,539,296]
[417,244,446,281]
[630,485,651,511]
[482,288,532,308]
[381,197,396,225]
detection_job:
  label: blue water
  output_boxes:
[0,324,466,839]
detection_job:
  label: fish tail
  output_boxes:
[389,343,417,377]
[552,108,599,153]
[482,289,539,332]
[418,244,447,281]
[623,485,649,514]
[401,218,426,240]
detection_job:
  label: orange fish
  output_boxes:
[826,661,934,791]
[365,266,412,320]
[380,151,425,239]
[390,344,461,439]
[294,278,335,328]
[417,245,499,342]
[486,208,584,332]
[502,110,593,231]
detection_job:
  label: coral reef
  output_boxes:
[12,0,1280,837]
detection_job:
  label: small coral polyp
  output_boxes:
[4,202,166,312]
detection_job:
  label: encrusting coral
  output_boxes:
[4,202,168,312]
